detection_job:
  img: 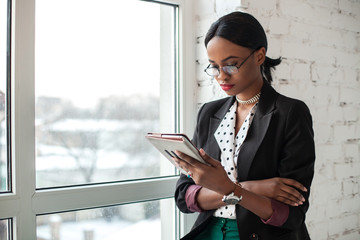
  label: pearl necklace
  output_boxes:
[236,92,261,104]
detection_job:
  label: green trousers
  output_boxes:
[194,216,240,240]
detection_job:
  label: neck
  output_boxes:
[236,78,263,101]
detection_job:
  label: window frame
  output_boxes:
[0,0,197,239]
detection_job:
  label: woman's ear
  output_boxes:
[255,47,266,65]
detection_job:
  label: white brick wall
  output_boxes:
[192,0,360,239]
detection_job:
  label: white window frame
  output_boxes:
[0,0,197,239]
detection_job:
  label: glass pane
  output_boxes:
[35,0,177,188]
[37,198,174,240]
[0,0,9,192]
[0,219,10,240]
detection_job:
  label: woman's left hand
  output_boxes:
[174,149,235,196]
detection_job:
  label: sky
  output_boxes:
[34,0,170,108]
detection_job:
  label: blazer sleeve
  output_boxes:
[278,100,315,230]
[174,104,206,213]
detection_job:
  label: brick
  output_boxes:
[278,0,313,20]
[215,0,242,16]
[316,144,343,161]
[282,40,313,61]
[339,0,360,14]
[340,214,359,234]
[344,143,360,160]
[279,0,332,27]
[306,220,329,239]
[312,85,340,106]
[268,16,290,35]
[333,124,358,143]
[245,0,277,11]
[266,36,282,59]
[336,51,360,68]
[342,30,360,52]
[292,62,311,80]
[328,216,347,236]
[341,231,360,240]
[310,64,336,84]
[315,28,344,49]
[197,84,213,103]
[340,87,360,103]
[315,179,342,200]
[343,67,359,87]
[311,45,338,65]
[314,163,337,186]
[312,105,345,126]
[342,179,360,196]
[314,124,333,143]
[194,0,216,18]
[327,106,345,123]
[272,59,291,80]
[308,0,339,10]
[334,162,360,179]
[331,11,360,32]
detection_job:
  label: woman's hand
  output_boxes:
[241,178,307,206]
[174,149,235,196]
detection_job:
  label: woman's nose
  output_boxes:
[216,68,230,81]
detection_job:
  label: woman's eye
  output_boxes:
[226,63,238,66]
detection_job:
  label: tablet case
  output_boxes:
[146,133,207,175]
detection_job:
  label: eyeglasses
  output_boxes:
[204,49,257,77]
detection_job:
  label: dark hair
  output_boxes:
[204,12,281,84]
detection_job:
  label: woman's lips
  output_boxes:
[220,84,234,91]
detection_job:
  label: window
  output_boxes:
[0,219,12,240]
[0,0,196,239]
[0,0,10,193]
[37,199,174,240]
[35,0,177,188]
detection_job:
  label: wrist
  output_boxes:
[222,182,243,205]
[233,183,243,199]
[223,182,237,195]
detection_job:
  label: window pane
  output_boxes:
[0,219,10,240]
[0,0,9,192]
[37,198,174,240]
[35,0,177,188]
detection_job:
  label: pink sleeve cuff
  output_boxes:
[185,185,204,212]
[261,199,289,227]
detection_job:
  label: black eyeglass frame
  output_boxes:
[204,48,258,77]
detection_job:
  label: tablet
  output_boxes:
[145,133,208,175]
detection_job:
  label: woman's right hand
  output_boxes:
[241,177,307,206]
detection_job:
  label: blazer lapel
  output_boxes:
[206,97,236,161]
[237,82,278,182]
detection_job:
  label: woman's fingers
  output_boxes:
[280,186,305,203]
[280,178,307,192]
[199,148,222,167]
[261,178,306,206]
[276,196,301,207]
[279,189,304,206]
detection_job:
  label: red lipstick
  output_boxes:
[220,84,234,91]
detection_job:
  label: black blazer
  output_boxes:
[175,81,315,240]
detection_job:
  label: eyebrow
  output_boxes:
[208,56,241,63]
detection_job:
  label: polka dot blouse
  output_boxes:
[213,101,258,219]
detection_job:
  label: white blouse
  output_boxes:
[213,100,258,219]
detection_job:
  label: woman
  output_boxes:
[174,12,315,240]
